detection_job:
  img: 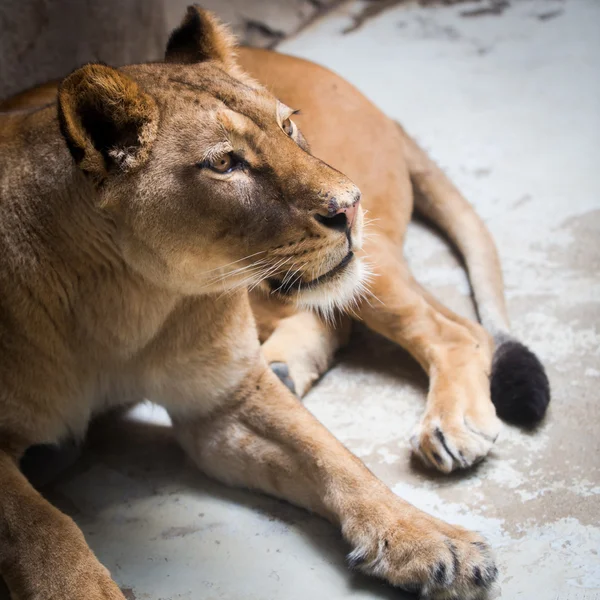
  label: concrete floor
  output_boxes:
[3,0,599,598]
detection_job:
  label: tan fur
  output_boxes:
[239,49,503,472]
[58,64,160,177]
[0,7,501,599]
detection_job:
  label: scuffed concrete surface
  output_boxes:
[1,0,599,598]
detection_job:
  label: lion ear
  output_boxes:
[57,63,159,180]
[165,6,238,69]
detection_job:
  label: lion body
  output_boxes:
[0,9,549,599]
[0,46,410,448]
[0,102,253,447]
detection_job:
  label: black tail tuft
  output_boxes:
[491,339,550,427]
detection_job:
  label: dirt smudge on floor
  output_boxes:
[461,0,510,17]
[343,0,478,35]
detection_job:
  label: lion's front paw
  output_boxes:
[346,511,498,599]
[411,402,501,473]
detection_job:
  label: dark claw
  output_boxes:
[473,564,498,589]
[398,582,422,594]
[447,541,460,580]
[435,428,466,468]
[463,417,498,443]
[433,561,447,585]
[270,362,297,395]
[347,548,368,570]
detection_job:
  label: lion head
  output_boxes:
[57,7,366,314]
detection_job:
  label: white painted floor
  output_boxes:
[4,1,599,599]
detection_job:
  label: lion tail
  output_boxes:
[398,123,550,427]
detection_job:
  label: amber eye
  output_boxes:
[282,117,294,137]
[210,153,234,173]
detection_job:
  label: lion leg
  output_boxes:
[0,446,125,600]
[260,310,351,397]
[170,365,497,599]
[359,236,501,473]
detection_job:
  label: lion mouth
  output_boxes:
[269,251,354,296]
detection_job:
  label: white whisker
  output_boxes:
[248,255,294,292]
[204,258,270,287]
[198,250,268,277]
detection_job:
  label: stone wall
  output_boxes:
[0,0,339,100]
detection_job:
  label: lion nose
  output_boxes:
[315,194,361,232]
[338,196,360,229]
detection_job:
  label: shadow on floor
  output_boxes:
[2,367,417,600]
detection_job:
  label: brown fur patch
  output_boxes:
[0,8,527,598]
[58,63,158,179]
[166,7,238,69]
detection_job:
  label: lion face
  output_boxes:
[57,8,366,313]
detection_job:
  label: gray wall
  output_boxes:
[0,0,337,100]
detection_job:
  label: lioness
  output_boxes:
[0,6,550,600]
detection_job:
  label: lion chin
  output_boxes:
[286,255,371,319]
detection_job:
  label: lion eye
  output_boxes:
[282,118,294,137]
[210,153,234,173]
